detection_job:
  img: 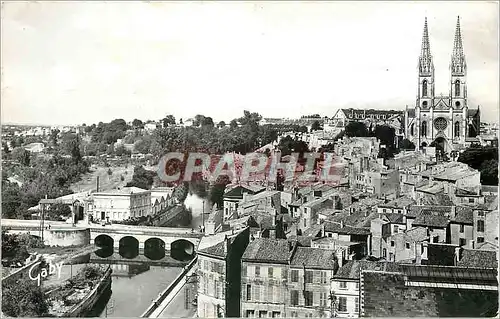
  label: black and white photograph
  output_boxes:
[1,1,499,318]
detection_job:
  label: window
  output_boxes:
[355,297,359,313]
[305,271,313,283]
[433,236,439,243]
[477,220,485,232]
[267,285,273,301]
[254,285,261,301]
[389,252,394,261]
[421,121,427,137]
[410,123,415,136]
[304,291,313,307]
[468,198,475,203]
[459,238,466,246]
[246,285,252,301]
[272,312,280,318]
[394,225,399,233]
[290,290,299,306]
[434,117,448,131]
[405,242,410,249]
[268,267,273,278]
[242,266,247,277]
[455,79,460,97]
[282,268,288,280]
[290,312,297,318]
[291,269,299,282]
[460,224,465,233]
[246,310,255,318]
[383,248,387,258]
[478,211,485,217]
[422,80,428,97]
[355,282,359,290]
[455,121,460,137]
[255,266,261,277]
[390,241,395,247]
[319,292,327,307]
[477,237,485,243]
[259,311,268,318]
[320,271,327,284]
[339,281,347,289]
[338,297,347,312]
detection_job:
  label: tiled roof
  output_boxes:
[407,205,452,218]
[413,212,449,228]
[457,249,498,269]
[450,207,473,224]
[287,236,312,247]
[384,213,405,224]
[324,221,371,235]
[334,260,401,279]
[242,238,290,263]
[379,196,416,208]
[290,247,336,270]
[198,241,226,258]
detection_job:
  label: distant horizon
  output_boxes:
[2,2,498,126]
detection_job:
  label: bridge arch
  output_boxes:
[170,239,195,261]
[144,237,166,260]
[119,236,139,259]
[95,234,114,258]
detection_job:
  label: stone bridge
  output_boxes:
[2,219,204,259]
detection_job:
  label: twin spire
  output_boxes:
[419,16,466,74]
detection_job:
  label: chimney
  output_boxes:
[340,220,344,228]
[96,176,100,192]
[321,223,325,237]
[454,247,462,266]
[450,206,456,219]
[224,235,230,255]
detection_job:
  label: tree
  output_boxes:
[12,147,30,166]
[132,119,144,129]
[50,129,60,146]
[479,159,498,185]
[345,121,369,137]
[400,138,416,150]
[1,178,21,218]
[46,203,72,221]
[126,166,156,190]
[115,145,131,156]
[217,121,226,128]
[163,115,176,127]
[201,116,214,128]
[2,141,11,155]
[2,275,51,317]
[229,119,238,129]
[311,120,322,131]
[193,114,206,127]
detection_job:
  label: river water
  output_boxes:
[60,190,209,317]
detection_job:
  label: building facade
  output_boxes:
[404,17,480,152]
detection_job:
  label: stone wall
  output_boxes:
[361,270,499,317]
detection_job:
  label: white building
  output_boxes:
[90,187,151,222]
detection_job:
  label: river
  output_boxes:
[60,190,209,317]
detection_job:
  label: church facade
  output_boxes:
[404,17,480,153]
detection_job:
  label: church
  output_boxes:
[404,17,481,153]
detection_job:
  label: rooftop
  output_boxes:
[457,249,498,269]
[334,260,401,279]
[290,247,336,270]
[242,238,290,264]
[324,221,371,236]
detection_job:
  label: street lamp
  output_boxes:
[328,291,337,318]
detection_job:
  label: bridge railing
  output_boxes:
[140,255,198,318]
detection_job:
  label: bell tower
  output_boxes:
[450,16,467,110]
[417,17,435,110]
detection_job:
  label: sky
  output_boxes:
[1,1,498,126]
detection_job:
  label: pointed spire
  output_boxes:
[419,17,433,74]
[421,17,431,57]
[452,16,464,57]
[451,16,466,74]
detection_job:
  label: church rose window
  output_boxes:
[434,117,448,131]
